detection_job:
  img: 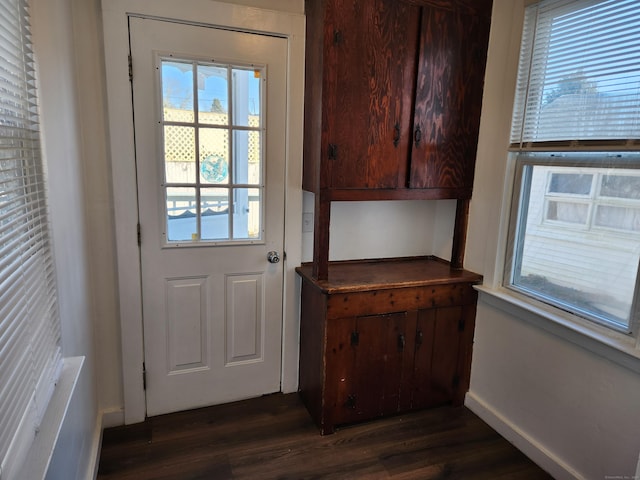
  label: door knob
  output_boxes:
[267,251,280,264]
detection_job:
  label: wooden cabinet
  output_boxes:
[303,0,492,197]
[409,2,492,191]
[298,0,490,433]
[297,257,482,434]
[303,0,493,279]
[312,0,420,192]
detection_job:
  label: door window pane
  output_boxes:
[201,188,230,240]
[197,65,228,126]
[199,128,229,185]
[233,130,261,185]
[164,126,195,183]
[166,187,197,242]
[233,188,261,240]
[232,68,261,127]
[162,61,194,122]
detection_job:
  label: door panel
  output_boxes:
[409,7,491,190]
[413,306,462,408]
[225,274,263,364]
[130,17,287,416]
[166,276,209,372]
[325,0,420,189]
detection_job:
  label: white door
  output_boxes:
[129,17,287,416]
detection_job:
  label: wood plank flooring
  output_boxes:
[98,393,553,480]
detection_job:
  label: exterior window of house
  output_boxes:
[506,0,640,333]
[0,0,63,477]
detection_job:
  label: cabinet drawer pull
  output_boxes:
[398,333,406,352]
[393,122,401,147]
[414,125,422,147]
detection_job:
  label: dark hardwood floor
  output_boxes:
[98,393,553,479]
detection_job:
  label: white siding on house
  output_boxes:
[518,165,639,322]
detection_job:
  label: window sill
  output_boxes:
[15,356,84,480]
[475,285,640,374]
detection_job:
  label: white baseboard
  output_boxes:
[465,391,583,480]
[87,408,125,479]
[101,408,125,429]
[86,413,104,480]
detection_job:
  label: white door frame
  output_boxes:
[101,0,305,424]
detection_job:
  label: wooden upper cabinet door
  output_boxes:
[409,4,491,191]
[325,0,420,189]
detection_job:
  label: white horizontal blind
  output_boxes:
[0,0,62,478]
[511,0,640,147]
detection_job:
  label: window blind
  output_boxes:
[0,0,62,478]
[510,0,640,148]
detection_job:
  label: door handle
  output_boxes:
[267,251,280,263]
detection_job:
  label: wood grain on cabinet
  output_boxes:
[297,257,482,434]
[409,4,491,191]
[303,0,492,279]
[303,0,492,198]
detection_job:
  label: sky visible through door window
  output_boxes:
[162,63,260,115]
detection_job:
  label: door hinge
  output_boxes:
[328,143,338,160]
[137,222,141,246]
[142,362,147,390]
[350,330,359,346]
[128,54,133,82]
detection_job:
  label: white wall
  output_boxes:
[30,0,102,478]
[71,0,124,421]
[301,192,440,263]
[465,1,640,478]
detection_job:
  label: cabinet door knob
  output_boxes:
[414,125,422,147]
[393,122,401,147]
[416,329,423,346]
[398,333,406,352]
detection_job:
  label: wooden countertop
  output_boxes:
[295,256,483,294]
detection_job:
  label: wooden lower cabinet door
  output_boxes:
[326,311,416,426]
[412,306,463,409]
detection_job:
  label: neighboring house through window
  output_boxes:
[506,0,640,334]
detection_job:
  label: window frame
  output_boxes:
[503,0,640,340]
[501,0,640,340]
[505,152,640,335]
[157,54,267,247]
